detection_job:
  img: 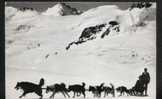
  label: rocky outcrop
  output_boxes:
[129,2,152,11]
[66,21,120,50]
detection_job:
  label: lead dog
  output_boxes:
[15,78,44,99]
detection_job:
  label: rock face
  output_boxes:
[129,2,152,11]
[66,21,120,50]
[59,3,82,15]
[42,2,82,16]
[101,21,120,38]
[66,24,106,50]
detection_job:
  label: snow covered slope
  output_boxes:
[5,2,156,99]
[42,2,82,16]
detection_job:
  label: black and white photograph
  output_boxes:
[5,1,156,99]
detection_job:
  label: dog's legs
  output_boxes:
[39,94,43,99]
[95,91,98,97]
[64,91,70,98]
[121,91,123,96]
[98,91,101,98]
[99,91,101,98]
[97,91,100,97]
[82,91,86,98]
[119,91,122,96]
[122,91,124,96]
[53,92,56,99]
[106,91,109,96]
[94,91,96,97]
[126,91,129,96]
[92,92,95,98]
[61,92,66,98]
[50,91,55,99]
[73,92,76,98]
[107,92,109,97]
[35,89,43,99]
[77,92,80,97]
[112,91,115,97]
[96,91,98,97]
[49,94,53,99]
[104,92,106,97]
[78,92,82,97]
[40,95,43,99]
[19,92,26,98]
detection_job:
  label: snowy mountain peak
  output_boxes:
[42,2,82,16]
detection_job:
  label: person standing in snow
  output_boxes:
[141,68,150,96]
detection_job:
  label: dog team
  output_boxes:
[15,68,150,99]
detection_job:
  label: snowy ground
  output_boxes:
[5,2,156,99]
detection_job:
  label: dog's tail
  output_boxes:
[39,78,45,87]
[110,83,114,90]
[82,82,86,87]
[100,83,105,88]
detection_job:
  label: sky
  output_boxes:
[6,2,134,12]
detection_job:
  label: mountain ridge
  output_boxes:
[42,2,82,16]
